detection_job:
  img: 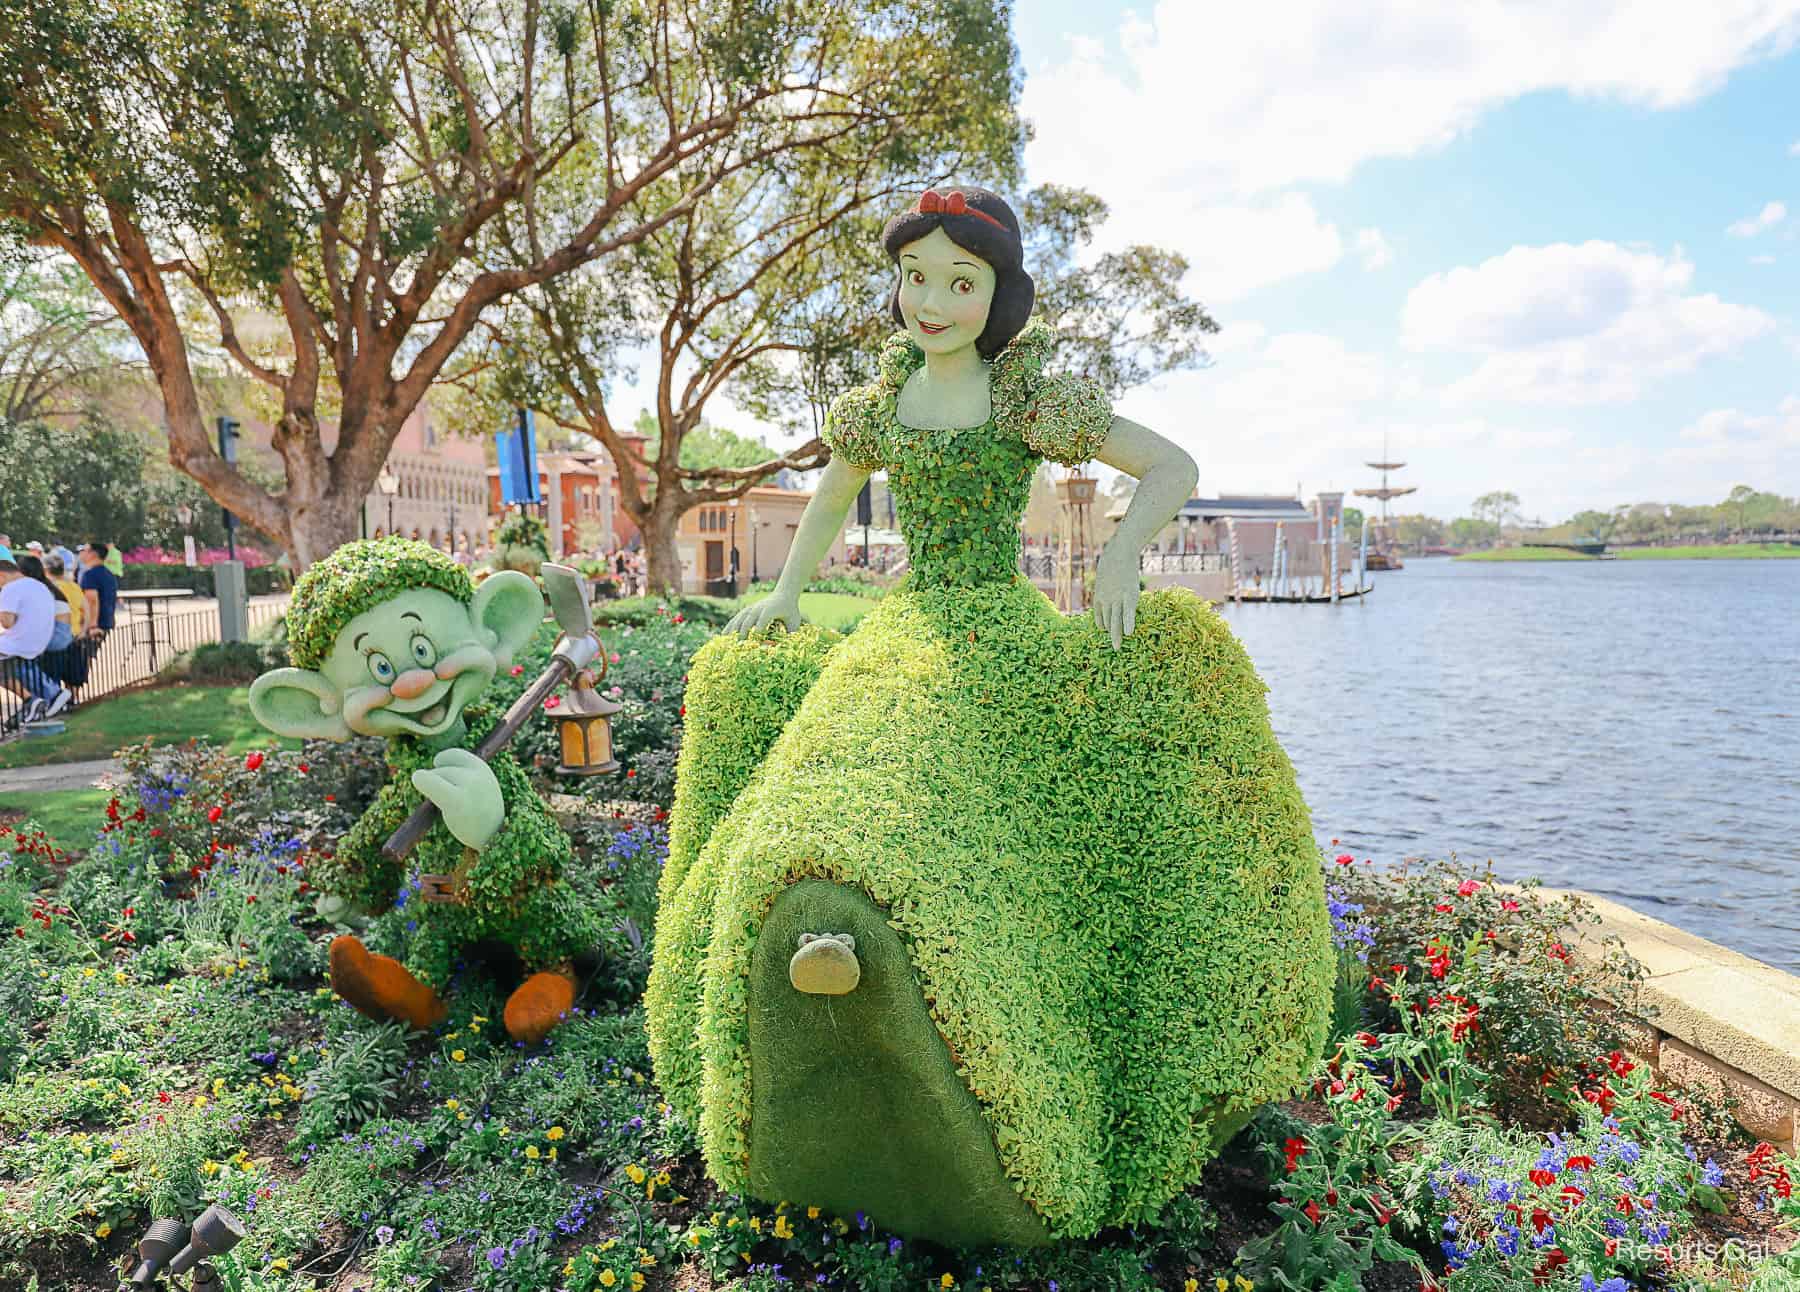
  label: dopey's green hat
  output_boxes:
[286,538,474,671]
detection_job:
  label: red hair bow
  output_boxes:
[915,188,1005,230]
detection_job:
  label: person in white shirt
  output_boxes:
[0,548,61,725]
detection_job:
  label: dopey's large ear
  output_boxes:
[248,668,353,742]
[471,571,544,668]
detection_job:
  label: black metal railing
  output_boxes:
[2,597,291,741]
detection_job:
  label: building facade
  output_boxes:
[361,402,488,555]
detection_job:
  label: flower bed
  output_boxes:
[0,669,1794,1289]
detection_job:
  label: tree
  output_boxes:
[1470,490,1522,530]
[0,254,141,423]
[0,417,146,545]
[1021,185,1219,396]
[1,0,1013,567]
[1568,509,1619,544]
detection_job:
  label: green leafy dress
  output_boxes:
[645,320,1333,1246]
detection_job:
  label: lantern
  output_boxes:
[552,664,622,776]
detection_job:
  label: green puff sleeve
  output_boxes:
[820,385,887,472]
[991,319,1114,466]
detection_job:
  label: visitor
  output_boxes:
[14,554,74,716]
[43,554,85,637]
[0,547,61,726]
[102,542,124,578]
[78,541,120,641]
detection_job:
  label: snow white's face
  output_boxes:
[896,227,996,356]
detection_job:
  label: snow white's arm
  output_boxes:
[723,454,870,637]
[1091,416,1200,649]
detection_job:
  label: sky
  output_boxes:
[634,1,1800,523]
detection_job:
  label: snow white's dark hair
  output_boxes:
[881,186,1034,359]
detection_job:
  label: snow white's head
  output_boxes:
[882,186,1033,360]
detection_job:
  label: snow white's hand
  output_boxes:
[1092,547,1140,651]
[726,592,804,638]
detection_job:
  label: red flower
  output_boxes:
[246,895,257,905]
[510,664,524,676]
[672,614,684,623]
[1355,1031,1379,1048]
[679,705,686,716]
[1529,1168,1557,1187]
[1501,898,1520,912]
[1283,1136,1308,1173]
[297,762,310,774]
[1616,1195,1634,1216]
[1303,1200,1322,1224]
[1605,1050,1634,1076]
[244,751,264,771]
[1530,1207,1553,1234]
[1547,942,1571,962]
[207,806,223,824]
[1456,879,1481,896]
[544,695,561,710]
[1335,853,1354,866]
[157,1090,171,1104]
[323,794,336,802]
[609,653,620,664]
[625,768,636,777]
[1325,1188,1338,1206]
[1433,902,1454,913]
[1559,1185,1585,1208]
[1564,1155,1594,1171]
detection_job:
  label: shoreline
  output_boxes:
[1455,543,1800,562]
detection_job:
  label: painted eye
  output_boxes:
[367,652,396,685]
[908,269,925,285]
[954,277,973,295]
[410,635,437,668]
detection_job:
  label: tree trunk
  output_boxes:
[643,504,686,600]
[286,490,364,567]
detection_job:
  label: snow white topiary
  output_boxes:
[645,187,1333,1246]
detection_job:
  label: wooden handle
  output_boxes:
[381,655,576,864]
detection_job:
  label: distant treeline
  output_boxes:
[1386,486,1798,549]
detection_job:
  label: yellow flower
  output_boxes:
[772,1216,794,1240]
[271,1258,289,1272]
[446,1098,460,1110]
[83,967,96,978]
[96,1224,112,1239]
[546,1126,564,1140]
[630,1275,645,1292]
[1236,1278,1255,1292]
[457,1110,468,1121]
[1215,1280,1228,1292]
[625,1163,647,1184]
[807,1205,820,1219]
[472,1014,488,1024]
[749,1217,762,1233]
[446,1031,460,1040]
[941,1276,956,1289]
[451,1049,466,1062]
[202,1161,220,1177]
[654,1169,670,1186]
[193,1095,208,1108]
[526,1145,541,1160]
[114,971,126,984]
[637,1248,656,1266]
[549,1147,558,1162]
[598,1272,616,1288]
[688,1232,701,1247]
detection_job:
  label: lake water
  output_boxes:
[1215,556,1799,974]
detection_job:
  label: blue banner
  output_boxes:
[496,407,541,505]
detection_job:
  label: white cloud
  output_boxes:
[1750,253,1778,264]
[1400,241,1773,403]
[1726,200,1788,236]
[1022,1,1800,198]
[1354,228,1395,270]
[1790,138,1800,155]
[1668,398,1800,490]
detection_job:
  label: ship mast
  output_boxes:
[1353,432,1417,523]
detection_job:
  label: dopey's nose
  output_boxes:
[390,668,437,700]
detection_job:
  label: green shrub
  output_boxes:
[593,594,737,629]
[298,1020,410,1142]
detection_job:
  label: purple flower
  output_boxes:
[374,1225,395,1245]
[888,1237,903,1254]
[1703,1158,1724,1187]
[486,1246,506,1270]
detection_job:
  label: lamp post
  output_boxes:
[176,503,195,567]
[748,504,759,582]
[728,498,740,595]
[377,466,400,537]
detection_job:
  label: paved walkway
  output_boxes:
[0,758,123,795]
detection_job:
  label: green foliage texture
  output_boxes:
[646,321,1334,1239]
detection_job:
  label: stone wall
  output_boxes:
[1549,889,1798,1152]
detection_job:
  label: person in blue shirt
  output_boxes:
[77,541,119,637]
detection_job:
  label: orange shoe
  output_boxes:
[328,935,448,1030]
[503,969,577,1044]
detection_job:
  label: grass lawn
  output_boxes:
[0,785,111,852]
[723,589,883,630]
[0,684,290,770]
[1456,547,1592,561]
